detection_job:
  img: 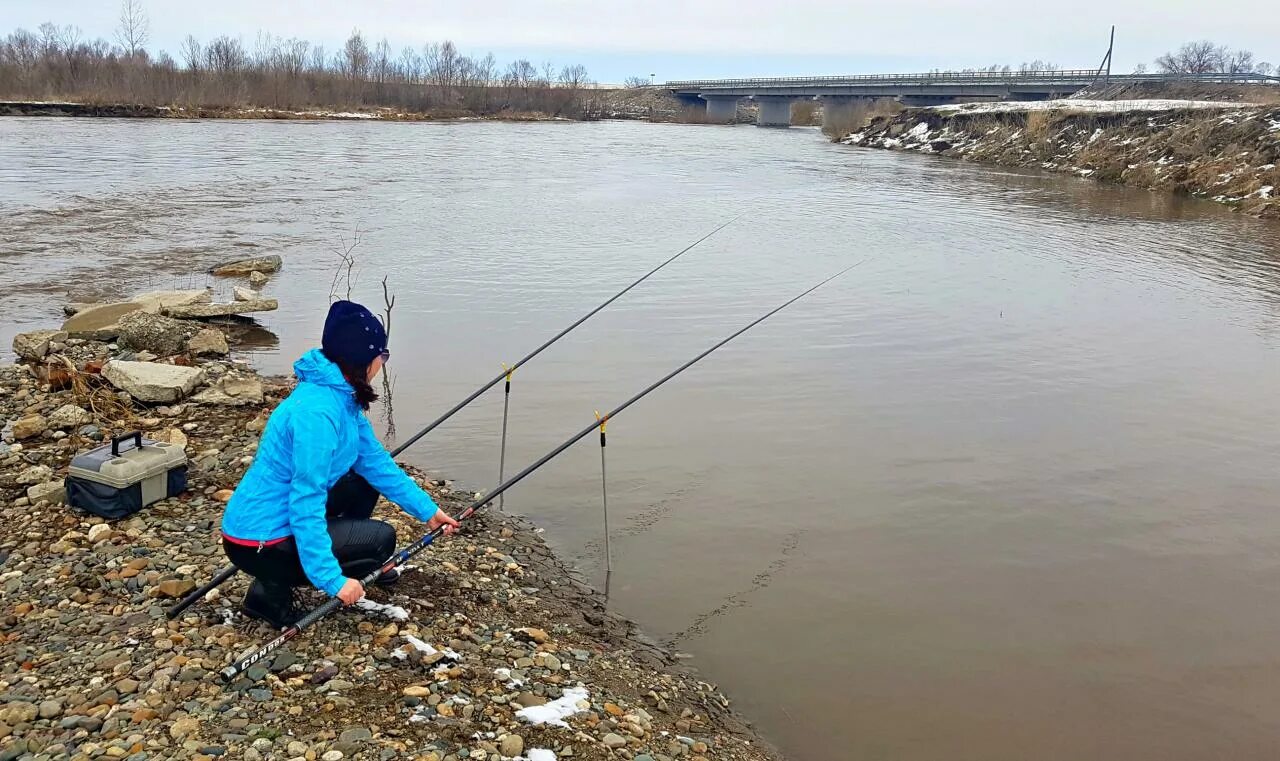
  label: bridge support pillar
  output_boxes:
[702,94,739,123]
[755,96,793,127]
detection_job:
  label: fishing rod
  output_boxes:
[221,260,863,683]
[165,220,736,621]
[389,215,738,457]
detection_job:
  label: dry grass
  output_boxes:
[790,100,820,126]
[822,97,903,139]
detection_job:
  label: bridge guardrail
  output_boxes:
[663,71,1280,90]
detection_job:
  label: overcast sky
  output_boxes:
[3,0,1277,82]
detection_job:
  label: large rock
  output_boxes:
[248,271,270,288]
[12,415,48,440]
[233,286,260,302]
[130,288,214,314]
[15,464,52,485]
[102,360,205,403]
[47,404,92,429]
[12,329,67,361]
[210,255,282,276]
[27,479,65,505]
[117,311,201,356]
[62,302,144,340]
[162,299,278,320]
[187,328,229,356]
[191,373,264,406]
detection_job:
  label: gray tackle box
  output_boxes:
[66,432,189,519]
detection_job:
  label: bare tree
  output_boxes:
[559,63,590,89]
[279,38,309,77]
[180,35,202,72]
[37,22,60,58]
[0,18,595,119]
[623,75,650,88]
[425,40,460,89]
[1224,48,1257,74]
[115,0,149,57]
[1156,41,1227,74]
[400,45,420,84]
[308,43,326,73]
[205,36,246,75]
[1132,63,1148,75]
[341,29,369,81]
[372,37,393,89]
[1260,62,1275,76]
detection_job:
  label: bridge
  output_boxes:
[662,71,1280,128]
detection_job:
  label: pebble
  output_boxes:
[603,733,628,748]
[338,727,372,745]
[321,752,344,761]
[37,700,63,719]
[499,735,524,757]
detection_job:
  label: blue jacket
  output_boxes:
[221,349,439,596]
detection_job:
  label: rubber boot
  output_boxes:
[242,579,303,629]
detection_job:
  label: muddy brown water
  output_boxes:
[5,118,1280,760]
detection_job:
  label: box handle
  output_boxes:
[111,431,144,457]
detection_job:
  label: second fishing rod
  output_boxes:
[166,218,737,620]
[222,260,864,683]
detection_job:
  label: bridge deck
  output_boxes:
[666,71,1280,97]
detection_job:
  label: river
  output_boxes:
[5,117,1280,761]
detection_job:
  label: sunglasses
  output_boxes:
[379,349,391,365]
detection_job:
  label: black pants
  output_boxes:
[224,472,395,589]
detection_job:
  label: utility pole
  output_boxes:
[1095,25,1116,84]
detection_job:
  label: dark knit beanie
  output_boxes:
[322,300,387,369]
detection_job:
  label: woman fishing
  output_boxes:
[220,300,458,628]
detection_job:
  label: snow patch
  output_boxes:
[1255,186,1274,199]
[356,598,409,621]
[527,751,557,761]
[515,686,590,727]
[495,667,525,688]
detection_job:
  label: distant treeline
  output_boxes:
[0,12,600,117]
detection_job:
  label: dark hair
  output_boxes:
[321,347,379,411]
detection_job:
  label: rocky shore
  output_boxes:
[0,265,781,761]
[841,100,1280,217]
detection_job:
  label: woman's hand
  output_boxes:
[337,578,365,606]
[427,508,461,536]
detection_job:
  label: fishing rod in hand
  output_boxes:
[164,218,737,621]
[221,259,865,683]
[389,215,740,457]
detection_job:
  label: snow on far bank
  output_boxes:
[933,99,1254,115]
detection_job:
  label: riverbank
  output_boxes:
[0,285,781,760]
[0,101,576,122]
[840,100,1280,217]
[0,89,687,123]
